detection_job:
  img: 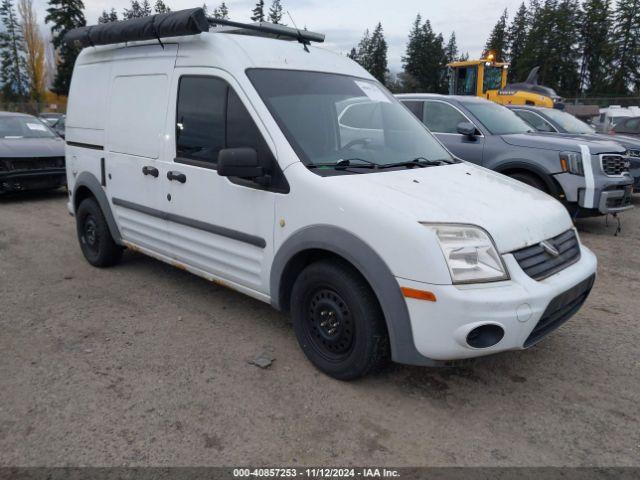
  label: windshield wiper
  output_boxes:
[378,157,448,169]
[307,158,379,170]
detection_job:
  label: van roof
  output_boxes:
[75,31,371,81]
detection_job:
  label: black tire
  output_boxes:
[76,197,123,267]
[290,260,389,380]
[508,171,549,193]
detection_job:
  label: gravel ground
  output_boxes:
[0,191,638,467]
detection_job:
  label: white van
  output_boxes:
[65,9,597,379]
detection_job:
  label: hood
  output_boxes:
[537,132,640,151]
[501,132,627,155]
[337,162,573,253]
[0,137,65,158]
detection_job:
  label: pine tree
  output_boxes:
[213,2,229,19]
[368,23,388,84]
[0,0,28,102]
[346,47,358,62]
[98,8,118,23]
[154,0,170,14]
[579,0,612,93]
[123,0,142,19]
[484,8,508,60]
[444,31,458,64]
[610,0,640,94]
[201,3,208,16]
[551,0,581,95]
[45,0,85,96]
[401,15,448,93]
[506,2,528,82]
[268,0,283,24]
[251,0,264,22]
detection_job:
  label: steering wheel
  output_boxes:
[342,138,372,150]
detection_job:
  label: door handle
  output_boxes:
[167,171,187,183]
[142,166,159,177]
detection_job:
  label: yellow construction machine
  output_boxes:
[447,54,563,108]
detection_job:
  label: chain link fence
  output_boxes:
[564,96,640,108]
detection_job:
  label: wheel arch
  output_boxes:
[73,172,123,246]
[271,225,435,366]
[495,161,562,197]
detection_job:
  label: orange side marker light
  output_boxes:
[401,287,437,302]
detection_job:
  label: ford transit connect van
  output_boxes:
[64,9,597,379]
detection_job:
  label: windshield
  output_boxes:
[483,66,503,92]
[542,109,594,134]
[247,69,454,170]
[465,101,533,135]
[0,116,56,139]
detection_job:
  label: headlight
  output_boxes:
[422,224,509,284]
[628,149,640,158]
[559,152,583,175]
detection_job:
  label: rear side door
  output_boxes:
[156,69,280,298]
[105,46,175,255]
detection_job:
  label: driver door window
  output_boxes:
[423,101,469,134]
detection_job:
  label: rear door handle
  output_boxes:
[167,171,187,183]
[142,166,159,177]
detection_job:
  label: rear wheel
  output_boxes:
[508,171,549,193]
[290,260,389,380]
[76,197,122,267]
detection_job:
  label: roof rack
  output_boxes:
[64,7,324,50]
[207,17,324,46]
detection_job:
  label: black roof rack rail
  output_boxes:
[207,17,324,46]
[63,7,324,50]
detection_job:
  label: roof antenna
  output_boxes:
[287,10,309,52]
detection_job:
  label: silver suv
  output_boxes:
[397,94,634,217]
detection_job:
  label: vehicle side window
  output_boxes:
[402,101,424,121]
[227,87,275,169]
[176,76,274,169]
[176,77,227,164]
[423,101,468,134]
[514,110,555,132]
[624,118,640,130]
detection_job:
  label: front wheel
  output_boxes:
[290,260,389,380]
[507,171,549,193]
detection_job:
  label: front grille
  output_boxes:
[600,154,629,176]
[512,230,580,281]
[0,156,65,172]
[524,274,595,347]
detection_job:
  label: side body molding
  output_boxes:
[72,171,124,246]
[270,225,436,366]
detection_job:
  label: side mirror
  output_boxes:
[457,122,477,138]
[218,147,262,178]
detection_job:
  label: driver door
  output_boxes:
[156,69,279,298]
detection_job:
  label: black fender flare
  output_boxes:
[270,224,436,366]
[494,160,562,197]
[73,172,123,245]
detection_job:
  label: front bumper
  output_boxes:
[597,186,633,213]
[398,245,597,361]
[0,168,67,193]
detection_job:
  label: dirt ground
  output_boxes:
[0,191,638,467]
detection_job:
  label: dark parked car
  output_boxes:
[396,94,633,216]
[509,105,640,192]
[0,112,66,194]
[611,116,640,138]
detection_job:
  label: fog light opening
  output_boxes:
[466,324,504,349]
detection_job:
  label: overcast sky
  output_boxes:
[32,0,525,72]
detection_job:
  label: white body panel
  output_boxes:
[66,31,598,364]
